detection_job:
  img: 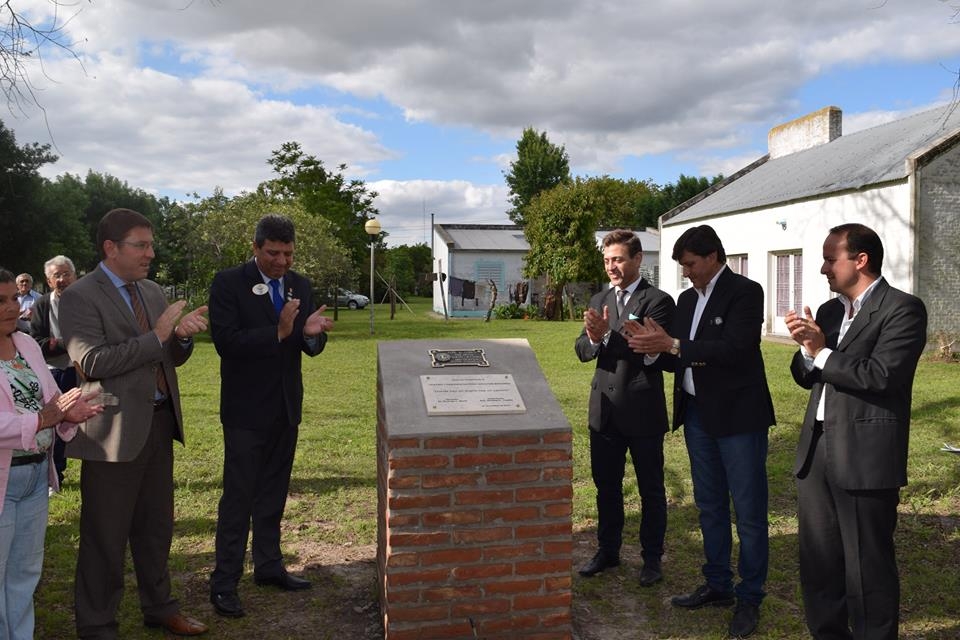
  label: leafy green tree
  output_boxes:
[382,243,432,297]
[504,128,571,226]
[585,176,659,228]
[522,178,606,320]
[185,191,351,307]
[260,142,380,271]
[636,173,723,227]
[0,121,58,276]
[35,172,96,271]
[152,199,196,287]
[56,171,168,273]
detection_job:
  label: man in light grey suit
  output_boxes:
[61,209,210,639]
[785,223,927,640]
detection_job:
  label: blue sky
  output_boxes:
[16,0,960,247]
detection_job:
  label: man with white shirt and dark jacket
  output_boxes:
[627,225,775,639]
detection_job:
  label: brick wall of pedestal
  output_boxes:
[377,421,573,640]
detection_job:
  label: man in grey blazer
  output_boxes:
[61,209,209,639]
[574,229,675,586]
[785,223,927,640]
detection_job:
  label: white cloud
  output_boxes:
[9,0,960,248]
[371,180,511,247]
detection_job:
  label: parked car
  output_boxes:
[321,288,369,309]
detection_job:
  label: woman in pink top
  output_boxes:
[0,268,100,640]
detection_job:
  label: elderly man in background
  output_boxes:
[15,273,40,333]
[29,255,79,487]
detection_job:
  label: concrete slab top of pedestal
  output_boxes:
[377,338,571,437]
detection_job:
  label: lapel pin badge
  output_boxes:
[712,316,723,325]
[252,283,269,296]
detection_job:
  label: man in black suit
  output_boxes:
[29,255,78,485]
[574,229,675,586]
[208,214,333,619]
[628,225,775,639]
[785,223,926,640]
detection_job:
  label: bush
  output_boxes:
[493,303,542,320]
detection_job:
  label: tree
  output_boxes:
[504,128,571,226]
[185,190,351,308]
[260,142,380,271]
[522,178,606,320]
[585,176,659,229]
[35,172,96,270]
[383,243,432,297]
[0,120,58,277]
[636,173,723,227]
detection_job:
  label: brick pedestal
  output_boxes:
[376,340,573,640]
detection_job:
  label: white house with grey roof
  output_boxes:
[432,224,659,317]
[659,104,960,341]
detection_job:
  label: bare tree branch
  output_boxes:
[0,0,89,145]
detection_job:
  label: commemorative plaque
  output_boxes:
[420,373,526,416]
[429,348,489,368]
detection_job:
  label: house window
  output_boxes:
[726,254,748,277]
[677,265,691,291]
[775,252,803,317]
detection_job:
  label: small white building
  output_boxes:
[659,105,960,340]
[432,224,660,317]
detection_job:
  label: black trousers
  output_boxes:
[589,428,666,561]
[797,425,900,640]
[210,421,299,593]
[75,406,178,640]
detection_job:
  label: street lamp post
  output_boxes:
[364,218,381,335]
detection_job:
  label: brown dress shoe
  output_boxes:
[144,612,209,636]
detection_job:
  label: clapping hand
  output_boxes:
[37,389,103,432]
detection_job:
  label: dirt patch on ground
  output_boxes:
[221,533,640,640]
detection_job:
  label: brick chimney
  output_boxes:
[768,106,842,158]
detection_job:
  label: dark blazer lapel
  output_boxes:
[623,279,650,320]
[694,267,732,338]
[243,260,277,321]
[676,289,697,338]
[836,279,888,351]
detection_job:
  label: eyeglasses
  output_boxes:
[117,241,154,251]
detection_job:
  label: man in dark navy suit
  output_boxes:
[208,214,333,618]
[628,225,775,639]
[575,229,675,587]
[785,223,926,640]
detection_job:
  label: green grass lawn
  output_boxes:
[37,298,960,638]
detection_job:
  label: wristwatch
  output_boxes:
[668,338,680,356]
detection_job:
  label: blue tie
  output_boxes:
[270,279,284,314]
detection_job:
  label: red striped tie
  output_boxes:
[124,283,169,397]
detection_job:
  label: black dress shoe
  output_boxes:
[671,583,736,608]
[578,549,620,577]
[210,591,245,618]
[638,561,662,587]
[254,571,312,591]
[729,600,759,638]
